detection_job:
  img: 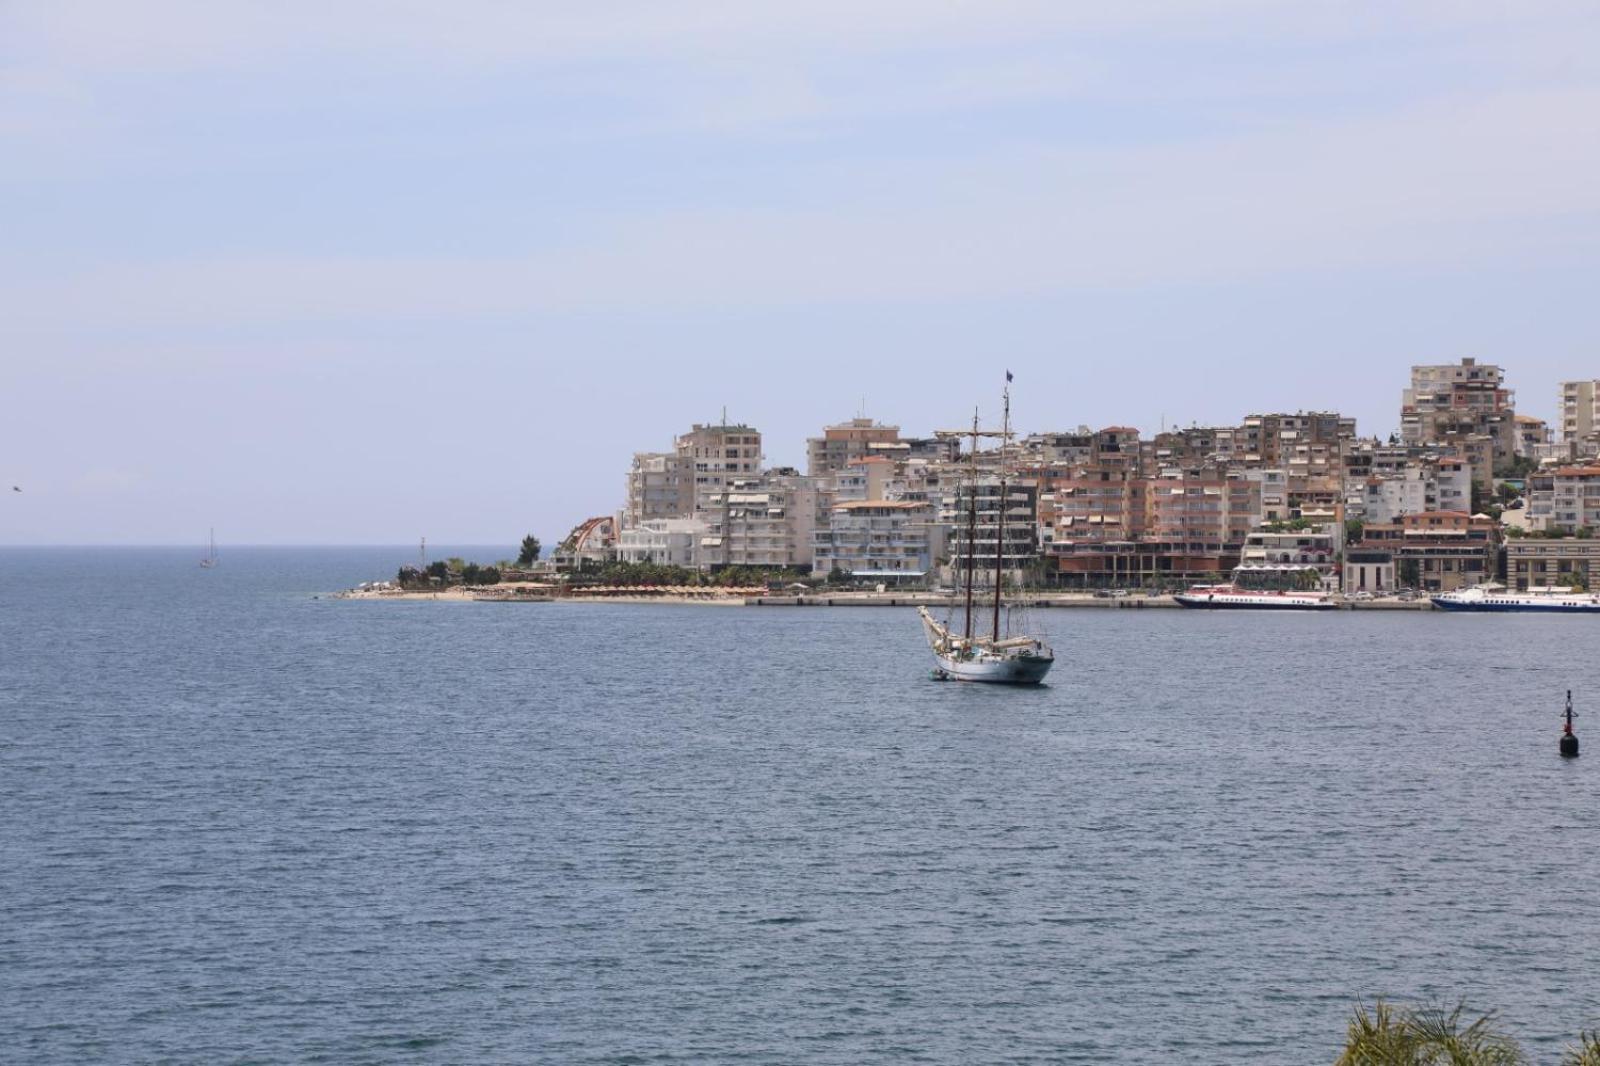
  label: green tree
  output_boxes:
[1494,455,1538,479]
[478,566,501,585]
[461,562,482,585]
[1345,518,1365,545]
[1398,559,1421,588]
[426,560,450,583]
[517,535,542,565]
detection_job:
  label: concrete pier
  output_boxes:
[744,593,1434,609]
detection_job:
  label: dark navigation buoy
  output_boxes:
[1561,690,1580,758]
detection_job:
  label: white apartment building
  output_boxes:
[1526,465,1600,533]
[1238,468,1288,525]
[812,500,936,579]
[1436,457,1472,514]
[625,452,693,526]
[1355,458,1472,524]
[699,474,819,569]
[1239,529,1336,567]
[1360,467,1432,524]
[614,518,706,568]
[942,478,1039,583]
[834,456,896,503]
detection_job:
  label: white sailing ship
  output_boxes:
[918,375,1055,684]
[199,528,218,569]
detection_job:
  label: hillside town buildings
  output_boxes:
[569,359,1600,595]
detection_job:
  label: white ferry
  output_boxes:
[1431,585,1600,613]
[1173,584,1337,611]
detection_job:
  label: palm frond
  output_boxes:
[1337,1000,1421,1065]
[1404,1003,1523,1065]
[1561,1031,1600,1066]
[1335,1000,1525,1066]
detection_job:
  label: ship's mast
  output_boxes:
[992,380,1009,643]
[963,408,979,645]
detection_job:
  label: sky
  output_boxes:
[3,2,1599,545]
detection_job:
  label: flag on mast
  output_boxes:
[1005,369,1013,382]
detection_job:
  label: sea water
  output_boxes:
[3,548,1599,1063]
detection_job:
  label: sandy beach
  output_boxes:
[334,582,751,605]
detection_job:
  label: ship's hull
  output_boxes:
[1174,592,1335,610]
[933,653,1055,684]
[1431,595,1600,613]
[918,607,1054,684]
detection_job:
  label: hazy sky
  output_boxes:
[4,2,1599,545]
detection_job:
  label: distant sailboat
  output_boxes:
[918,374,1054,684]
[200,528,218,569]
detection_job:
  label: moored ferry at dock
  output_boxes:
[1173,584,1337,610]
[1431,585,1600,613]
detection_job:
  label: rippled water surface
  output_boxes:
[4,547,1600,1064]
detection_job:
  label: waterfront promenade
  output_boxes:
[742,592,1432,609]
[338,583,1434,609]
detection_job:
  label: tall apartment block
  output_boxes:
[1399,358,1515,483]
[625,421,763,526]
[806,418,903,476]
[677,423,763,515]
[1560,380,1600,443]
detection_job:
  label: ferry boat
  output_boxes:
[1431,585,1600,613]
[1173,584,1337,610]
